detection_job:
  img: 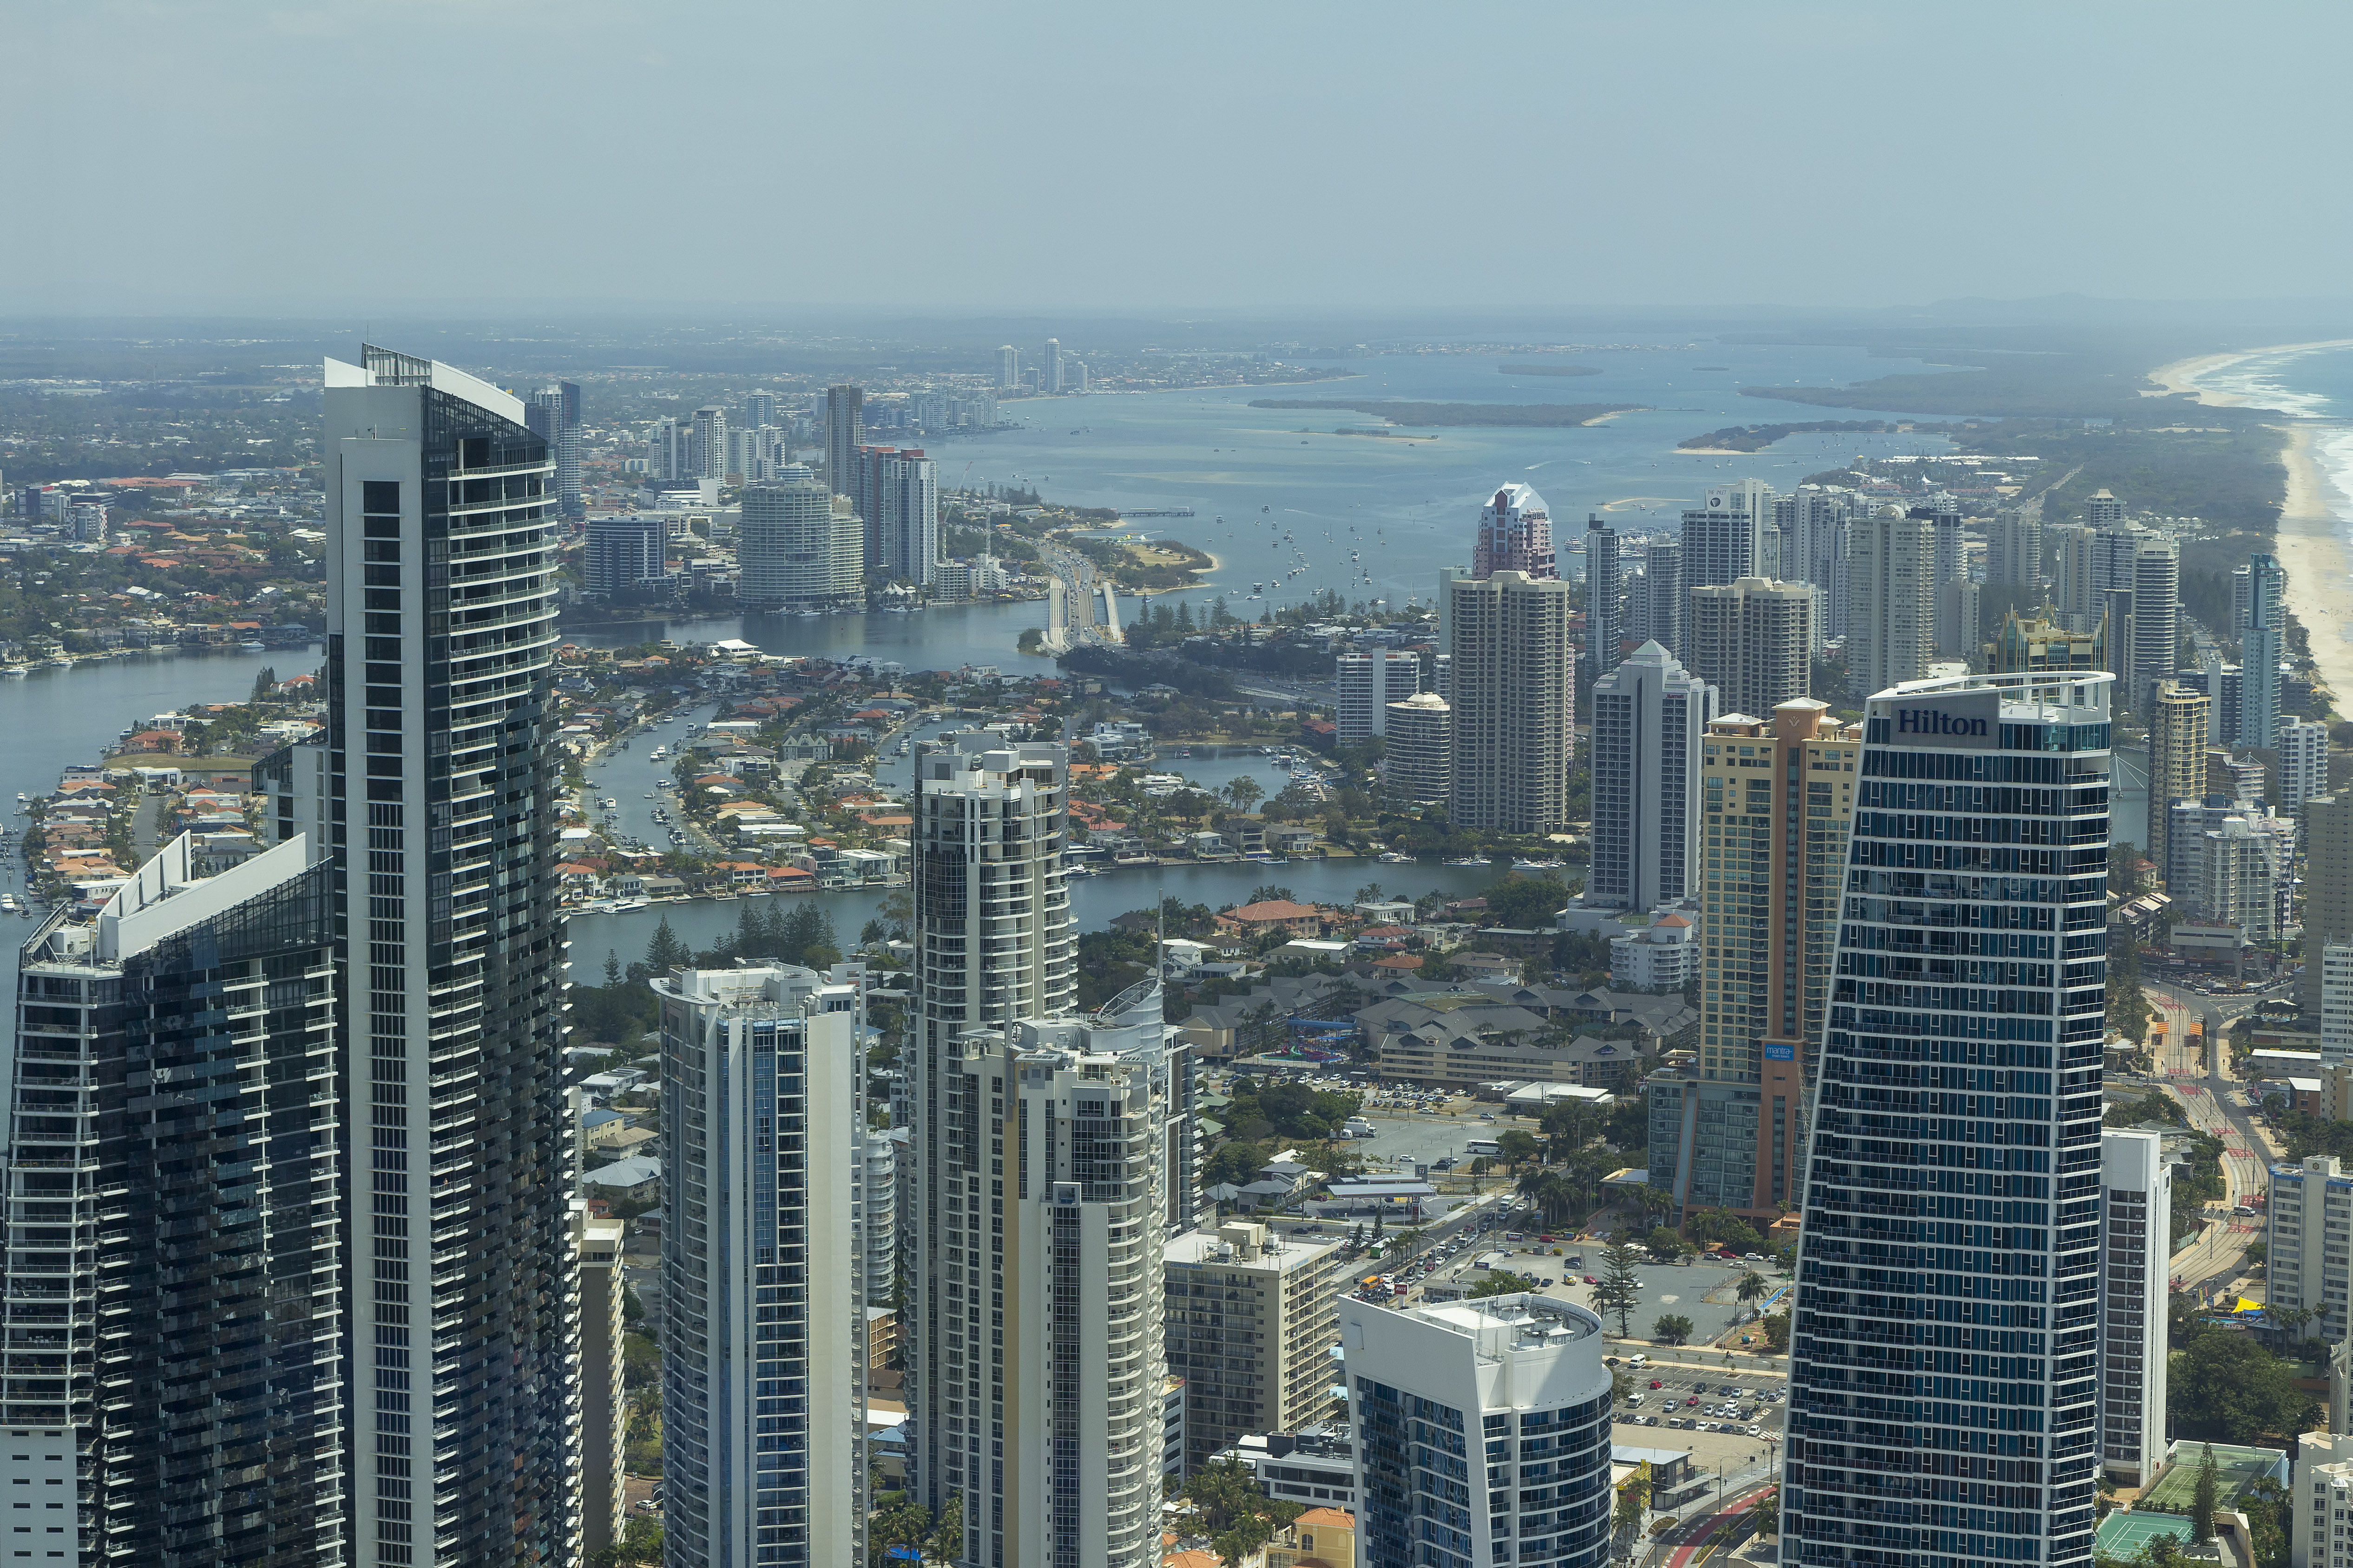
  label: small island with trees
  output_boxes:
[1247,399,1643,427]
[1677,418,1933,453]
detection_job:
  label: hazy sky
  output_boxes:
[7,0,2347,316]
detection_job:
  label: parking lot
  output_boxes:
[1209,1068,1526,1172]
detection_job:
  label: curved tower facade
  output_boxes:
[740,466,861,609]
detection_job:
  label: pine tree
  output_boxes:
[2192,1443,2220,1541]
[646,916,689,972]
[1594,1240,1643,1336]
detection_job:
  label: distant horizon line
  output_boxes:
[7,292,2353,328]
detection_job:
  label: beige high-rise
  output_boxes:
[1687,576,1813,720]
[1163,1221,1345,1473]
[1847,505,1935,697]
[1445,571,1576,833]
[1690,700,1859,1215]
[2147,682,2211,887]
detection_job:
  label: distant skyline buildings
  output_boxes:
[1335,649,1421,741]
[740,464,862,608]
[524,380,583,517]
[848,443,940,585]
[1584,513,1623,679]
[824,384,864,498]
[2245,550,2287,746]
[1846,503,1935,697]
[1681,478,1770,594]
[1472,482,1556,579]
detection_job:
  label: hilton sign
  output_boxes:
[1896,709,1988,736]
[1886,689,2002,748]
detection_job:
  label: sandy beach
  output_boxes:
[2273,424,2353,709]
[2150,338,2353,406]
[2150,338,2353,709]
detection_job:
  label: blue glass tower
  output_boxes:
[1782,670,2113,1568]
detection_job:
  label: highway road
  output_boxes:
[2144,980,2287,1300]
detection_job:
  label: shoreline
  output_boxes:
[2275,423,2353,711]
[2150,338,2353,407]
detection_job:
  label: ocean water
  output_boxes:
[920,342,1975,618]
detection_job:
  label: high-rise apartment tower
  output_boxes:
[2097,1129,2170,1487]
[907,736,1080,1553]
[657,965,868,1568]
[2245,551,2288,747]
[1685,575,1812,722]
[1586,641,1716,913]
[1382,692,1453,810]
[740,466,864,609]
[1444,571,1577,834]
[324,344,578,1566]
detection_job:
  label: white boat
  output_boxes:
[1512,857,1565,870]
[1377,851,1412,864]
[0,667,26,679]
[611,898,651,912]
[1444,855,1486,867]
[601,798,618,809]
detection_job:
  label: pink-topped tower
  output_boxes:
[1473,481,1556,578]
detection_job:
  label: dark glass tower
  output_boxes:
[0,834,343,1565]
[324,345,576,1566]
[1782,670,2112,1568]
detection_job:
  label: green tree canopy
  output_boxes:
[2172,1330,2318,1442]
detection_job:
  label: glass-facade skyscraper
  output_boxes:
[1782,670,2112,1568]
[323,344,578,1566]
[0,834,342,1565]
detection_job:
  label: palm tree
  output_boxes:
[1736,1270,1769,1320]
